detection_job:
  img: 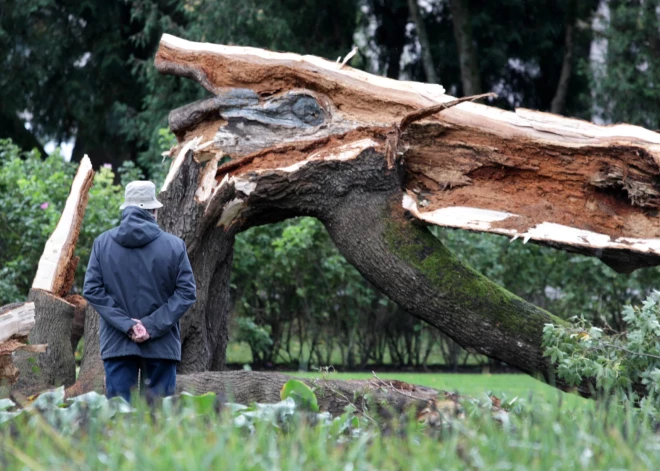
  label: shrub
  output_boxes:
[0,139,125,304]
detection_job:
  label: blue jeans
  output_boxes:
[103,356,177,403]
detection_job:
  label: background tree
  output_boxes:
[592,0,660,128]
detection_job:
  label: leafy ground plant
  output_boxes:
[2,377,660,470]
[543,290,660,419]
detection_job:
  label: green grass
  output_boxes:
[1,373,658,470]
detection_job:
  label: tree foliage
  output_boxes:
[592,0,660,128]
[543,291,660,420]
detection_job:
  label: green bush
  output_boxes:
[0,139,125,304]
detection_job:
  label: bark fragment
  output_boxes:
[32,156,94,297]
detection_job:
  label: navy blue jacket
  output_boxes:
[83,207,197,361]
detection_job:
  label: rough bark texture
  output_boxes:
[65,302,105,398]
[550,0,577,115]
[177,370,439,416]
[238,148,564,386]
[407,0,438,83]
[158,146,237,373]
[449,0,482,95]
[67,294,87,353]
[155,34,660,272]
[11,289,76,400]
[149,35,660,400]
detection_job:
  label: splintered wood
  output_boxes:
[155,34,660,272]
[32,155,94,296]
[0,303,35,344]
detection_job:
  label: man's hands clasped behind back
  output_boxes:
[129,319,151,343]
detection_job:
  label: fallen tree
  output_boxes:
[4,34,660,407]
[177,371,444,417]
[153,34,660,397]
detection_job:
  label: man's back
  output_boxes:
[84,206,197,362]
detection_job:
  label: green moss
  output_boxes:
[384,218,566,340]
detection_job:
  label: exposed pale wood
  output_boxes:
[32,155,94,296]
[0,303,35,343]
[0,339,46,356]
[155,34,660,272]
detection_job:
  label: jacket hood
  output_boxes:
[110,207,163,248]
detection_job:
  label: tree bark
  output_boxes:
[155,34,660,273]
[65,302,105,398]
[151,34,660,398]
[1,157,94,395]
[449,0,482,95]
[550,0,577,115]
[177,370,439,416]
[407,0,438,83]
[11,290,76,400]
[158,143,238,373]
[67,294,86,353]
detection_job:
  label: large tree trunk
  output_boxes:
[6,34,660,406]
[151,34,660,398]
[177,370,440,417]
[449,0,482,95]
[1,156,95,398]
[11,290,77,400]
[407,0,438,83]
[157,142,237,373]
[550,0,577,115]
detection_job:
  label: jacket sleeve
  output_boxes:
[140,241,197,339]
[83,239,136,334]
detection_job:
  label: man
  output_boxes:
[83,180,197,402]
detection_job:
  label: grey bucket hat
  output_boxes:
[119,181,164,210]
